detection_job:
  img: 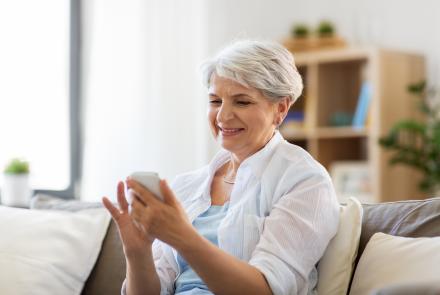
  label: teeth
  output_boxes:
[223,128,240,131]
[220,127,242,134]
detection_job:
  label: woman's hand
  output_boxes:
[102,181,153,258]
[127,178,195,248]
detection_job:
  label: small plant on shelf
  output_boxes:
[291,24,310,39]
[2,158,32,207]
[379,81,440,193]
[316,20,335,37]
[4,158,30,174]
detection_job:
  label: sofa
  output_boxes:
[82,197,440,295]
[4,196,440,294]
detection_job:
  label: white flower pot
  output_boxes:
[1,174,33,207]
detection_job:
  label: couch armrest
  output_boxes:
[82,220,126,295]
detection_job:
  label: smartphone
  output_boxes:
[129,171,164,201]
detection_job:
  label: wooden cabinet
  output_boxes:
[280,48,425,202]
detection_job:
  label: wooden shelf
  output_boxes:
[279,127,308,140]
[315,126,368,138]
[281,126,368,140]
[281,47,425,202]
[294,47,371,66]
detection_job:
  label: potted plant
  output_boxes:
[379,81,440,193]
[291,24,310,39]
[1,158,32,207]
[283,20,346,52]
[316,20,335,37]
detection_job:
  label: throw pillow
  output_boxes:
[0,205,110,295]
[30,193,103,211]
[371,282,440,295]
[349,232,440,295]
[30,194,126,295]
[317,197,363,295]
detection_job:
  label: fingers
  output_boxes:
[129,190,147,207]
[126,179,161,207]
[130,198,150,227]
[117,181,129,213]
[130,205,142,222]
[102,181,131,221]
[131,197,146,211]
[160,180,177,206]
[102,196,121,221]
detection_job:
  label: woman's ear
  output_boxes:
[274,97,291,126]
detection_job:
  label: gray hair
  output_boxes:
[201,40,303,104]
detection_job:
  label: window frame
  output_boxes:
[35,0,81,199]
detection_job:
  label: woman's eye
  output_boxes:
[209,100,222,105]
[237,101,251,106]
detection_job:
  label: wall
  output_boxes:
[206,0,440,78]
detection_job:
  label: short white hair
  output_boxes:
[201,40,303,103]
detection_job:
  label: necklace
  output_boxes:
[223,176,235,184]
[223,161,236,184]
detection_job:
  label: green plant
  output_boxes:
[4,158,30,174]
[317,20,335,37]
[291,24,310,38]
[379,81,440,192]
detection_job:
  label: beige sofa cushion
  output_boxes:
[0,206,110,295]
[31,194,126,295]
[370,282,440,295]
[317,197,363,295]
[350,233,440,295]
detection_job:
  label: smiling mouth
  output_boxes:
[218,126,245,136]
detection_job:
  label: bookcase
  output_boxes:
[280,48,426,202]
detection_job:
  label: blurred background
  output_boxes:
[1,0,439,204]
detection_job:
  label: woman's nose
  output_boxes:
[217,103,234,122]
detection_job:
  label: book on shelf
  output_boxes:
[285,111,304,123]
[352,81,372,129]
[280,111,305,138]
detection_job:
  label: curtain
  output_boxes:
[81,0,209,201]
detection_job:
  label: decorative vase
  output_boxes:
[1,173,33,207]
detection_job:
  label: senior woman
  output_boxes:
[103,40,339,295]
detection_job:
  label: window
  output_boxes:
[0,0,80,198]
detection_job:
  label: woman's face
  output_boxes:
[208,73,289,160]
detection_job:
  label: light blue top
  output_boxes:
[174,203,229,295]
